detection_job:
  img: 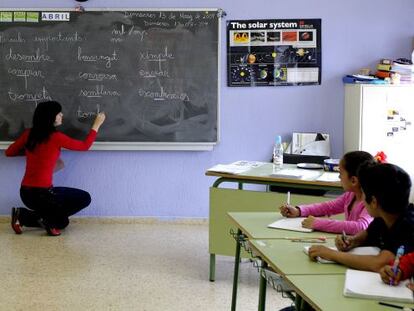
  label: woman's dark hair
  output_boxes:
[359,163,411,214]
[26,101,62,151]
[342,151,375,177]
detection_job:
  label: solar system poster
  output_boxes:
[227,19,321,87]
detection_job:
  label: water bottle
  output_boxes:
[273,135,284,169]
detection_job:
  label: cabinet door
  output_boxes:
[385,87,414,177]
[360,86,388,154]
[362,86,414,181]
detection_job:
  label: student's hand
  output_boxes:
[92,112,106,131]
[280,204,300,218]
[335,234,354,252]
[407,281,414,291]
[380,265,402,285]
[308,245,336,262]
[302,216,316,228]
[54,158,65,173]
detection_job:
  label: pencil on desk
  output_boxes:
[287,191,291,205]
[378,301,412,310]
[290,239,326,243]
[285,236,326,243]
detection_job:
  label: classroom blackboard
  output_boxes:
[0,9,220,150]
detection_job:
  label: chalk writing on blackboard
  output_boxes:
[0,10,219,150]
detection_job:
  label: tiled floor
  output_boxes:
[0,221,292,311]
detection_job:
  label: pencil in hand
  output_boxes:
[390,246,405,286]
[341,230,350,246]
[280,205,300,217]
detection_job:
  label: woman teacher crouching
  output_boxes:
[5,101,105,236]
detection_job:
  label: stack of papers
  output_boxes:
[303,246,380,264]
[268,217,313,233]
[207,161,265,175]
[270,168,321,180]
[315,172,340,182]
[344,269,414,303]
[392,62,414,83]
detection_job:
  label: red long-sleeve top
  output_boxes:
[5,129,97,188]
[398,252,414,280]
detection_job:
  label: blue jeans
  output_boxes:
[19,186,91,229]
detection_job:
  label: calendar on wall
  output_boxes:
[227,19,321,87]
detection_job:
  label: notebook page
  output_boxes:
[268,217,313,233]
[344,269,414,303]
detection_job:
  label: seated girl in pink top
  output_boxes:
[280,151,376,235]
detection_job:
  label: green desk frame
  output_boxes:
[287,275,414,311]
[207,163,342,282]
[228,212,414,311]
[228,212,338,311]
[249,239,345,276]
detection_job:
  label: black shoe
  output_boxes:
[11,207,22,234]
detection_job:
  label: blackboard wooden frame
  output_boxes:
[0,8,221,151]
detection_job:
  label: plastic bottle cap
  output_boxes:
[275,135,282,144]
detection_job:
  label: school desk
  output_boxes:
[227,212,338,311]
[206,163,342,281]
[237,238,414,311]
[247,239,345,311]
[286,274,414,311]
[228,212,341,240]
[249,239,345,276]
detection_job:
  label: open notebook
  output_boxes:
[344,269,414,303]
[303,246,380,264]
[268,217,313,233]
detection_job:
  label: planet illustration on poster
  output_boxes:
[260,69,267,79]
[296,48,306,57]
[247,54,256,64]
[231,66,252,82]
[233,32,249,44]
